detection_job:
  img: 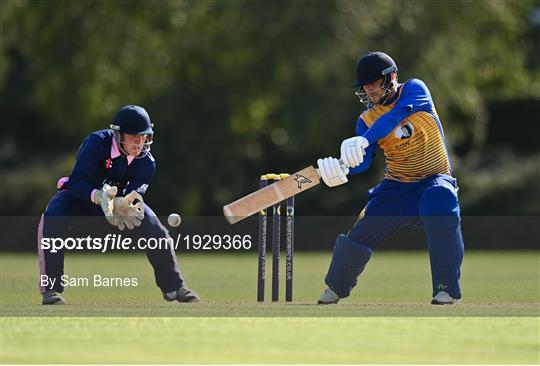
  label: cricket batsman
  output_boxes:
[37,105,200,305]
[316,52,464,305]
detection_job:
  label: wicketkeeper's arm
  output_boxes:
[65,134,108,202]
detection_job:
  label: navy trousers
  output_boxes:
[346,174,464,299]
[38,190,184,294]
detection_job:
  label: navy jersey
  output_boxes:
[64,129,156,202]
[349,79,451,182]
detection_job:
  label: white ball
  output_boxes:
[167,213,182,227]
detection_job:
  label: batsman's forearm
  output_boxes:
[348,154,373,175]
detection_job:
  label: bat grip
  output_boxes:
[315,159,348,177]
[338,158,347,170]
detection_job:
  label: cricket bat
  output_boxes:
[223,166,321,224]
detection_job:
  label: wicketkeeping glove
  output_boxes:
[93,184,118,227]
[112,190,145,230]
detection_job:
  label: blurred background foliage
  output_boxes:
[1,0,539,216]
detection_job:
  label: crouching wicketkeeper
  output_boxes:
[37,105,200,305]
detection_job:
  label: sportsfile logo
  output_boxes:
[293,174,312,189]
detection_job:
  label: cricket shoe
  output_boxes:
[431,291,460,305]
[163,286,200,303]
[317,287,340,304]
[42,290,66,305]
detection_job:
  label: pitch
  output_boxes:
[1,251,538,363]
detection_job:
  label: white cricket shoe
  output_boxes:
[163,286,200,303]
[317,287,340,304]
[42,290,65,305]
[431,291,460,305]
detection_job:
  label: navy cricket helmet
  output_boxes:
[352,51,398,87]
[110,105,154,157]
[111,105,154,135]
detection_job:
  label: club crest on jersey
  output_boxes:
[293,174,312,189]
[105,158,113,169]
[395,122,414,139]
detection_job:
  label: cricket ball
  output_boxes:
[167,213,182,227]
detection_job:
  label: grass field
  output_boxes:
[1,251,539,363]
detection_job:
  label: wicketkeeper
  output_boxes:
[316,52,464,305]
[38,105,200,305]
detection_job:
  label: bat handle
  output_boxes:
[315,159,348,177]
[338,158,348,170]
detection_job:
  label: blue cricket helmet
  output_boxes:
[111,105,154,135]
[352,51,398,87]
[110,105,154,158]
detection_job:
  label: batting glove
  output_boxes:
[340,136,369,168]
[317,157,349,188]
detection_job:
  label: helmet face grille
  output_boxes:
[354,73,397,107]
[112,130,153,159]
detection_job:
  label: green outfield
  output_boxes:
[1,251,539,363]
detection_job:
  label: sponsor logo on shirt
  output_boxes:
[395,121,414,139]
[136,184,149,194]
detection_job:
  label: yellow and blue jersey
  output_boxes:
[349,79,451,182]
[335,79,464,301]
